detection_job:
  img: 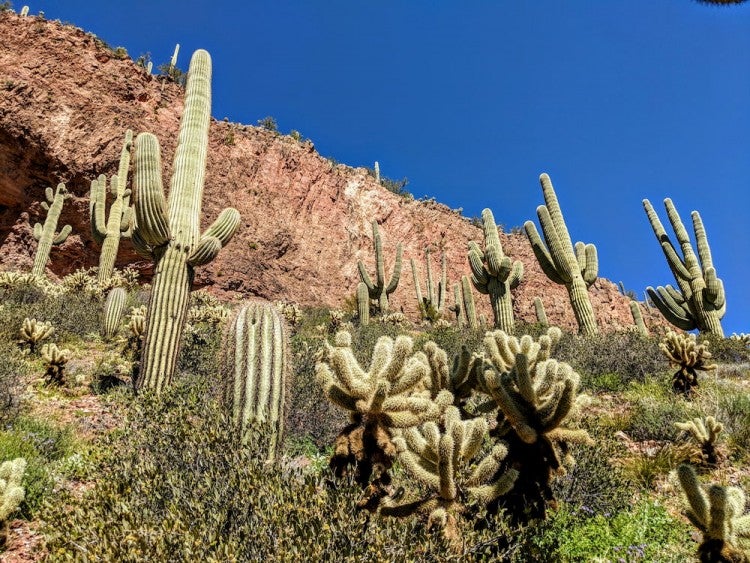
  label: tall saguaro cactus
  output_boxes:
[469,209,523,332]
[643,198,725,337]
[223,301,288,462]
[357,220,402,315]
[31,184,72,277]
[410,248,447,321]
[524,173,599,335]
[132,50,241,393]
[90,130,134,284]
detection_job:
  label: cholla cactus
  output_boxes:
[31,183,72,277]
[127,306,147,339]
[379,312,409,327]
[60,268,100,294]
[730,333,750,348]
[469,208,523,331]
[524,174,599,335]
[41,343,71,385]
[410,248,447,322]
[357,220,402,315]
[643,198,725,337]
[19,318,54,353]
[381,406,518,548]
[474,327,593,521]
[660,331,717,396]
[677,464,750,562]
[316,331,452,491]
[0,457,26,548]
[274,300,302,329]
[676,416,724,466]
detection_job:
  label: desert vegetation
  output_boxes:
[1,7,749,563]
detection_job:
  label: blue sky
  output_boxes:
[25,1,750,334]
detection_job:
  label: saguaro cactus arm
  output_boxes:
[357,220,402,314]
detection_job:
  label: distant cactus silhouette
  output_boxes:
[357,220,402,315]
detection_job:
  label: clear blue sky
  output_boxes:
[24,1,750,334]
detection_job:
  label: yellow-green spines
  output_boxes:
[676,416,723,466]
[411,248,447,321]
[524,173,598,335]
[31,183,72,277]
[0,457,26,548]
[132,49,241,393]
[102,287,127,340]
[534,297,548,325]
[643,198,726,337]
[468,209,523,332]
[90,130,134,284]
[19,317,54,353]
[660,330,717,396]
[357,220,402,315]
[223,301,289,462]
[356,281,370,326]
[677,464,750,561]
[41,342,71,385]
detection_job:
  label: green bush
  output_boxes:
[718,392,750,460]
[0,416,78,518]
[624,390,697,442]
[41,381,515,561]
[0,341,28,424]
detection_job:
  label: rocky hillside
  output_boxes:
[0,10,658,332]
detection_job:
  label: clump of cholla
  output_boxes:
[677,464,750,562]
[379,312,410,327]
[275,300,302,329]
[660,331,717,396]
[0,457,26,548]
[41,342,71,385]
[675,416,724,466]
[19,317,54,353]
[187,291,229,326]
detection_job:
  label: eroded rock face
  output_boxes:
[0,11,661,332]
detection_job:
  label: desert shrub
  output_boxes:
[624,390,698,442]
[700,333,750,364]
[0,341,28,424]
[176,321,223,382]
[718,392,750,460]
[413,324,485,361]
[0,416,77,518]
[555,331,667,390]
[41,381,513,561]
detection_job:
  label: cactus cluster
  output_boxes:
[357,220,402,315]
[90,130,134,284]
[524,174,598,335]
[469,208,523,331]
[0,458,26,548]
[222,301,289,462]
[659,330,717,396]
[131,49,240,393]
[19,317,54,353]
[448,275,478,329]
[675,416,723,466]
[677,465,750,562]
[41,342,71,385]
[31,183,72,278]
[643,198,725,337]
[410,247,447,322]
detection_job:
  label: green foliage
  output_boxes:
[157,62,185,86]
[0,341,27,425]
[624,389,698,442]
[0,416,77,518]
[718,392,750,460]
[257,115,278,132]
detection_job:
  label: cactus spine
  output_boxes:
[357,220,402,315]
[643,198,725,337]
[90,130,134,284]
[524,173,599,335]
[102,287,127,340]
[356,281,370,326]
[629,301,649,336]
[468,209,523,331]
[223,302,288,462]
[410,248,447,321]
[132,50,241,393]
[0,458,26,548]
[31,183,72,277]
[533,297,548,325]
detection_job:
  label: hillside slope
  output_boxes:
[0,11,655,331]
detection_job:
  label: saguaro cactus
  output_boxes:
[534,297,548,326]
[524,173,599,335]
[356,281,370,326]
[357,220,402,315]
[410,248,447,321]
[90,130,134,284]
[102,287,127,340]
[629,301,649,336]
[132,50,241,393]
[223,301,288,462]
[31,183,72,277]
[469,209,523,332]
[643,198,725,337]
